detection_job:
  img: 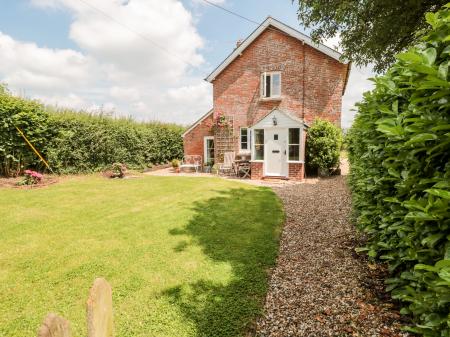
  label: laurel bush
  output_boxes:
[347,5,450,336]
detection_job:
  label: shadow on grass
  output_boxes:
[163,187,283,337]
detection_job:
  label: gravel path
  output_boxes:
[254,176,410,337]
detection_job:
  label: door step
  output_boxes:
[262,176,289,181]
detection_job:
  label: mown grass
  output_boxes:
[0,175,283,337]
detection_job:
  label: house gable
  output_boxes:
[206,16,348,87]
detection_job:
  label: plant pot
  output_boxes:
[318,168,330,177]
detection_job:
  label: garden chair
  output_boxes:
[218,152,235,176]
[180,155,202,173]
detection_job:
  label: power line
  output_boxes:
[201,0,259,25]
[200,0,342,54]
[76,0,202,71]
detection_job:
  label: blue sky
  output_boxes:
[0,0,373,127]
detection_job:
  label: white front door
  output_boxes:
[265,129,288,176]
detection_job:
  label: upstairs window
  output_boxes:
[261,72,281,98]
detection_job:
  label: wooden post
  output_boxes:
[37,313,71,337]
[86,278,114,337]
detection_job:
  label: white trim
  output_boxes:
[287,127,301,162]
[203,136,214,164]
[239,127,251,153]
[261,71,281,99]
[182,109,213,137]
[205,16,346,83]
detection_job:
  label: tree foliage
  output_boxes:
[347,6,450,336]
[306,119,342,171]
[294,0,447,72]
[0,88,184,176]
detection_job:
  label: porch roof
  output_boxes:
[250,108,309,129]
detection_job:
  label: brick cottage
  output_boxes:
[183,17,350,180]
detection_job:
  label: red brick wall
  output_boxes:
[289,163,305,181]
[183,113,213,163]
[251,162,263,180]
[212,27,348,150]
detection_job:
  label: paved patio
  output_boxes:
[144,158,349,187]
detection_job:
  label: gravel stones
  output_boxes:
[254,176,410,337]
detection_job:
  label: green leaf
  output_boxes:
[422,48,437,65]
[438,62,449,80]
[421,233,444,247]
[425,188,450,199]
[405,133,437,145]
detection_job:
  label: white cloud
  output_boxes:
[3,1,373,128]
[0,0,211,124]
[0,32,94,90]
[191,0,226,5]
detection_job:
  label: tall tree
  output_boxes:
[294,0,447,72]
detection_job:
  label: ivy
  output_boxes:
[348,5,450,336]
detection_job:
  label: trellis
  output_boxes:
[214,115,235,163]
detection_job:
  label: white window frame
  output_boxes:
[260,71,281,99]
[287,128,302,163]
[203,136,214,164]
[239,127,251,153]
[252,129,265,162]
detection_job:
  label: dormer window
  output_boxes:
[261,72,281,98]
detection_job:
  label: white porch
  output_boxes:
[250,109,307,178]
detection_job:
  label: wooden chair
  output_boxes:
[218,152,235,175]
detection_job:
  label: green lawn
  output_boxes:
[0,175,283,337]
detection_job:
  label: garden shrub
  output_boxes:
[306,118,342,173]
[0,85,53,176]
[0,88,184,175]
[347,5,450,336]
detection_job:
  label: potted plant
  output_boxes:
[172,159,181,173]
[204,159,214,173]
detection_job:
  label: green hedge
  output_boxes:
[347,5,450,336]
[0,87,184,175]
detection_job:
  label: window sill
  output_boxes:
[287,160,305,164]
[260,96,282,102]
[250,160,264,163]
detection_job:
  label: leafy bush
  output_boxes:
[0,86,53,176]
[0,88,184,176]
[347,5,450,336]
[306,119,342,173]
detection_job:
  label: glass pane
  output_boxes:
[254,129,264,144]
[272,73,280,96]
[289,128,300,145]
[265,74,271,97]
[241,128,247,136]
[241,141,248,150]
[255,145,264,160]
[289,145,300,161]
